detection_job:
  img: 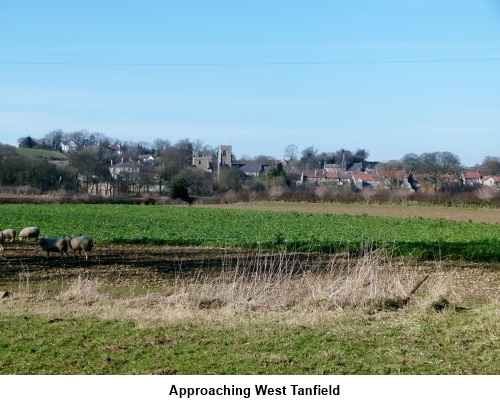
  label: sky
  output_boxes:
[1,0,499,167]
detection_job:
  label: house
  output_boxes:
[347,162,363,173]
[376,170,409,189]
[482,176,500,187]
[139,154,154,162]
[321,172,342,186]
[109,144,123,155]
[297,171,322,186]
[298,170,349,186]
[239,164,270,177]
[461,171,482,186]
[352,173,380,189]
[323,163,343,173]
[109,158,140,179]
[60,141,78,153]
[338,173,353,184]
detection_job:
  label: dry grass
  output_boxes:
[1,246,480,327]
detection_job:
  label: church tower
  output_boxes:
[217,145,232,180]
[218,145,232,168]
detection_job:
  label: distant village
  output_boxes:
[60,139,500,194]
[3,133,498,199]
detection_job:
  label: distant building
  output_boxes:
[347,162,363,173]
[192,151,214,173]
[60,141,78,153]
[239,164,270,177]
[139,154,154,162]
[109,158,139,179]
[109,144,123,155]
[324,163,343,173]
[218,145,232,168]
[482,176,500,187]
[461,171,482,186]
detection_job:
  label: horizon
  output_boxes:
[1,1,499,168]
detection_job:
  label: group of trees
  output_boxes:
[0,144,62,193]
[4,129,500,200]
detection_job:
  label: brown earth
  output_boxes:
[0,242,243,288]
[196,202,500,224]
[1,241,499,302]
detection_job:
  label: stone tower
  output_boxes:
[192,151,214,173]
[217,145,232,168]
[217,145,232,180]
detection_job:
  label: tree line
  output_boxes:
[4,130,500,201]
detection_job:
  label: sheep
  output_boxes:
[0,231,4,251]
[36,237,68,259]
[1,229,16,242]
[19,226,40,242]
[65,236,94,260]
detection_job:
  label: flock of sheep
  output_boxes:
[0,226,94,260]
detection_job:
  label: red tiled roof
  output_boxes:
[463,171,481,179]
[353,173,376,182]
[378,170,406,179]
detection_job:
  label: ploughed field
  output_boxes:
[197,202,500,224]
[0,242,499,303]
[0,242,248,287]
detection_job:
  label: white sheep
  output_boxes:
[65,236,94,260]
[1,229,16,242]
[36,237,68,259]
[19,226,40,242]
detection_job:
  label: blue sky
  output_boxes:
[1,1,499,166]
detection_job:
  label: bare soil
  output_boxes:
[196,202,500,224]
[1,242,499,302]
[0,242,243,287]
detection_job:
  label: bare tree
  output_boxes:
[43,129,65,150]
[192,139,214,156]
[67,130,91,150]
[376,160,405,189]
[153,138,171,155]
[481,156,500,175]
[401,151,462,193]
[283,144,298,160]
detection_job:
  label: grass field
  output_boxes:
[1,305,498,374]
[15,148,66,160]
[0,203,499,374]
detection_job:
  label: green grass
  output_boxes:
[0,304,498,375]
[2,204,500,260]
[15,148,66,160]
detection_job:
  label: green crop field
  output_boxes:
[1,204,500,260]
